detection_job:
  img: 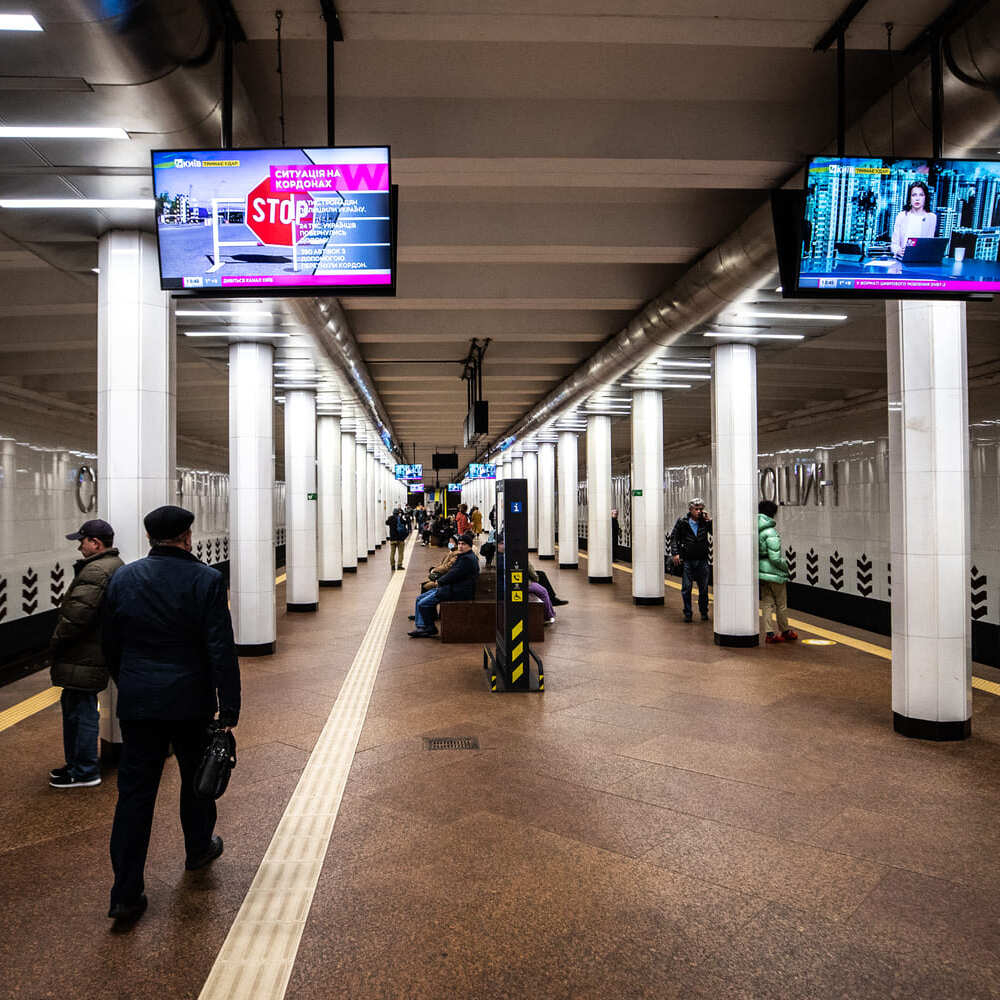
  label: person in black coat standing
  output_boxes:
[102,505,241,924]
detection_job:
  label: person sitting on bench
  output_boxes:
[409,533,480,638]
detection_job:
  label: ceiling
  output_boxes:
[1,0,999,477]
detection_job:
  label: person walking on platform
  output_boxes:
[669,498,712,623]
[408,532,479,637]
[758,500,797,644]
[48,518,124,789]
[102,505,241,925]
[455,503,470,536]
[386,506,409,570]
[470,505,483,536]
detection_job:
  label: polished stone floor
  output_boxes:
[2,548,1000,999]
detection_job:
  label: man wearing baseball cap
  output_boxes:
[48,518,124,789]
[101,504,241,924]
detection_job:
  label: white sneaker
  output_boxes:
[544,616,556,624]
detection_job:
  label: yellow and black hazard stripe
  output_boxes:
[510,617,524,685]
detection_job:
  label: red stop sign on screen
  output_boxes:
[244,177,313,247]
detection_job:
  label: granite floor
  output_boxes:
[3,547,1000,999]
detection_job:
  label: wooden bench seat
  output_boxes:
[438,599,545,644]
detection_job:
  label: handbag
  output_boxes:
[193,724,237,800]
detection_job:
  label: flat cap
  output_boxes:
[459,532,475,546]
[144,504,194,541]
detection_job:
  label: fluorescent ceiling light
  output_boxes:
[703,332,804,341]
[621,381,692,389]
[735,310,846,321]
[0,198,153,209]
[0,14,42,30]
[183,331,289,339]
[651,370,712,379]
[0,126,128,139]
[654,360,711,368]
[175,309,273,318]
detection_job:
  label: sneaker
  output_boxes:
[49,765,69,780]
[108,894,148,923]
[398,565,405,570]
[552,598,569,606]
[186,835,224,871]
[765,632,784,644]
[408,627,438,638]
[544,617,556,624]
[50,772,101,789]
[781,629,799,641]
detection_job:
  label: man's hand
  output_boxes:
[672,555,681,567]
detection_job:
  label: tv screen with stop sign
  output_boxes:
[150,146,394,296]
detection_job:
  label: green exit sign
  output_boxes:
[632,489,643,497]
[307,492,317,500]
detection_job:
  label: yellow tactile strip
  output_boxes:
[198,537,414,1000]
[576,550,1000,696]
[0,685,60,734]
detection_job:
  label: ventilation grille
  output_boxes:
[423,736,479,751]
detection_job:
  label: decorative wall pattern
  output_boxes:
[0,433,288,633]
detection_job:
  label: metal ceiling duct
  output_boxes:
[288,297,403,459]
[488,2,1000,454]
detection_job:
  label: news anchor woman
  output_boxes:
[891,180,937,258]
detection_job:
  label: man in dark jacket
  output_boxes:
[409,532,479,637]
[48,518,124,789]
[386,506,409,570]
[102,505,241,924]
[669,497,713,623]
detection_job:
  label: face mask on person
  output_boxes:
[448,541,456,550]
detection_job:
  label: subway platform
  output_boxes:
[2,544,1000,999]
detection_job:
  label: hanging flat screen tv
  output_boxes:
[150,146,395,296]
[793,156,1000,299]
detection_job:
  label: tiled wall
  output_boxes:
[0,431,286,631]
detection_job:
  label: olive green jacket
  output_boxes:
[50,547,124,691]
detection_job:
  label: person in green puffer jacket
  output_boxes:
[758,500,797,644]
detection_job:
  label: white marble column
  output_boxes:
[631,389,664,605]
[97,230,175,752]
[341,420,358,573]
[366,444,377,553]
[586,414,613,583]
[523,447,538,552]
[537,441,556,561]
[317,411,343,588]
[229,341,276,653]
[888,301,972,740]
[97,230,175,563]
[511,448,524,479]
[284,388,318,612]
[355,428,368,563]
[558,431,579,568]
[711,344,758,644]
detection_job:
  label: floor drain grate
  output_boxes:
[423,736,480,751]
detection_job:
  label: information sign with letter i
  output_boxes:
[484,478,543,693]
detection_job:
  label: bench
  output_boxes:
[438,599,545,644]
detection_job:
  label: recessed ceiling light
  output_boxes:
[0,198,153,209]
[175,309,273,318]
[621,381,692,389]
[735,310,846,321]
[0,14,43,30]
[703,332,804,341]
[183,331,290,339]
[0,126,128,139]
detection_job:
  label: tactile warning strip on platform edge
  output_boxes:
[197,536,414,1000]
[572,549,1000,697]
[0,686,60,733]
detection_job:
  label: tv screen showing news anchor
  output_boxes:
[798,156,1000,295]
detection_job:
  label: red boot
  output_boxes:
[781,629,798,641]
[765,632,784,644]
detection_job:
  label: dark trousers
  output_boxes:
[681,559,711,618]
[109,718,215,906]
[61,689,100,780]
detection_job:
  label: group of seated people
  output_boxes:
[406,531,568,638]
